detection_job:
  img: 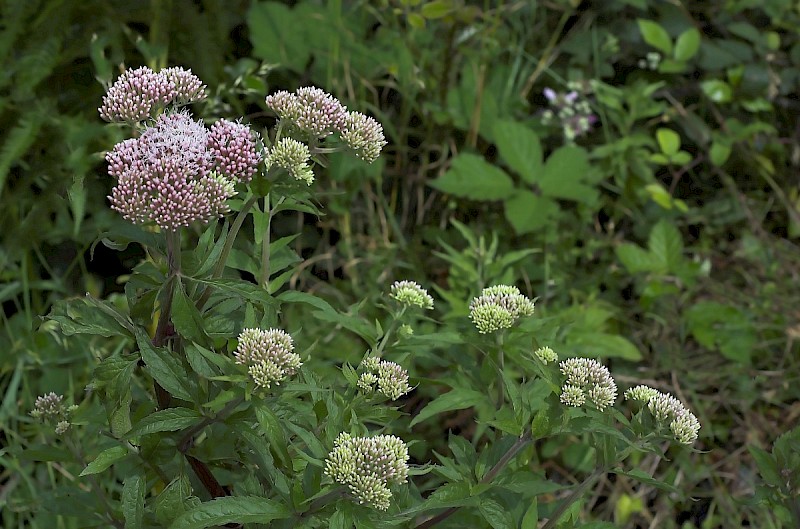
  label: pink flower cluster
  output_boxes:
[265,86,387,163]
[107,110,261,231]
[99,66,206,123]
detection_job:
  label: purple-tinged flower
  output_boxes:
[31,393,74,435]
[265,90,300,121]
[340,111,387,163]
[107,111,237,231]
[162,66,207,104]
[294,86,348,138]
[99,66,176,123]
[207,119,262,182]
[543,87,557,102]
[559,357,617,410]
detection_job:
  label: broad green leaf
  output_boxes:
[479,498,515,529]
[168,496,291,529]
[79,445,128,476]
[537,146,597,204]
[410,389,490,427]
[171,282,209,345]
[504,191,559,234]
[421,0,454,18]
[255,405,291,468]
[709,141,732,166]
[430,153,515,200]
[125,408,202,439]
[648,220,683,272]
[674,28,701,61]
[247,3,311,72]
[122,474,145,529]
[637,19,672,54]
[277,290,337,316]
[136,328,196,402]
[493,120,542,183]
[521,500,538,529]
[567,332,643,361]
[748,445,781,488]
[612,468,679,493]
[48,296,134,337]
[185,277,279,315]
[701,80,732,103]
[616,243,659,273]
[656,128,680,156]
[155,476,199,526]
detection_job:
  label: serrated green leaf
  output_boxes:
[79,445,128,476]
[136,328,196,402]
[168,496,291,529]
[637,19,672,54]
[674,28,701,61]
[47,296,134,337]
[748,445,781,488]
[122,474,145,529]
[430,153,515,200]
[616,243,659,273]
[247,3,311,72]
[410,389,490,427]
[648,220,683,272]
[504,191,559,234]
[479,498,515,529]
[612,468,679,493]
[155,476,198,526]
[493,120,542,183]
[255,405,291,467]
[172,282,209,345]
[538,146,597,204]
[124,408,202,439]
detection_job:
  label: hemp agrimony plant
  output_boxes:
[33,65,702,529]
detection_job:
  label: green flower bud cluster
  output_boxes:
[358,357,411,400]
[390,280,434,310]
[233,328,302,389]
[324,433,409,510]
[31,393,75,435]
[533,346,558,364]
[625,385,701,445]
[264,138,315,185]
[559,357,617,410]
[469,285,535,334]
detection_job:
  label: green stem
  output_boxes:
[258,193,272,289]
[540,467,605,529]
[152,230,182,408]
[178,396,245,453]
[495,333,505,409]
[299,488,347,518]
[373,306,406,357]
[196,195,259,311]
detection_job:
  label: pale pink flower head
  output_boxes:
[161,66,207,104]
[99,66,176,123]
[107,111,237,231]
[294,86,348,138]
[207,119,262,182]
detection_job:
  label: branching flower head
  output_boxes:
[390,280,434,310]
[624,385,701,445]
[31,393,74,434]
[340,111,387,163]
[324,433,409,510]
[265,138,315,185]
[559,357,617,410]
[293,87,348,138]
[358,357,411,400]
[469,285,535,334]
[99,66,176,123]
[207,119,262,182]
[233,328,301,389]
[107,110,241,231]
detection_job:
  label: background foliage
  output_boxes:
[2,0,799,527]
